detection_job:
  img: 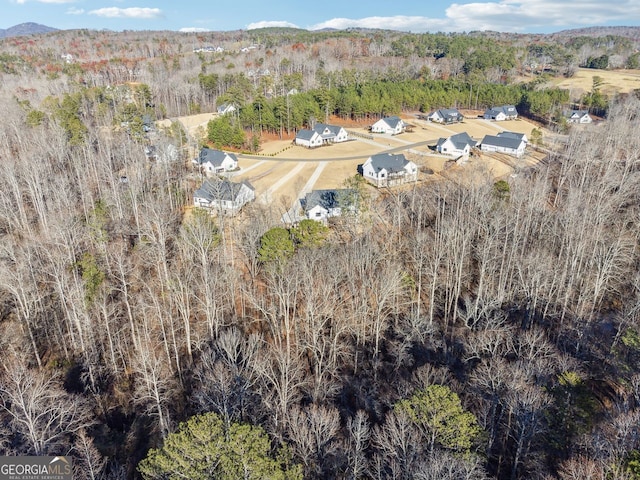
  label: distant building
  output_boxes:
[427,108,464,124]
[484,105,518,121]
[564,110,593,124]
[370,116,406,135]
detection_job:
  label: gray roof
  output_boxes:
[198,148,237,167]
[194,178,254,202]
[296,129,318,140]
[485,105,518,116]
[368,153,410,173]
[497,131,526,142]
[566,109,589,118]
[303,189,355,212]
[313,123,342,139]
[437,132,476,150]
[481,134,524,149]
[381,116,403,129]
[433,108,463,121]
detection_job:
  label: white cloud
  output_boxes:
[306,0,640,33]
[14,0,76,3]
[246,20,299,30]
[310,16,449,32]
[66,7,84,15]
[88,7,163,19]
[179,27,210,32]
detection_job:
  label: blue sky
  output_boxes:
[4,0,640,34]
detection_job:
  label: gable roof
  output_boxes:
[566,109,590,118]
[380,116,403,129]
[485,105,518,116]
[432,108,463,121]
[198,148,237,167]
[194,178,254,203]
[437,132,476,150]
[303,189,355,212]
[313,123,342,136]
[295,129,319,141]
[368,153,411,173]
[481,134,524,149]
[497,131,526,142]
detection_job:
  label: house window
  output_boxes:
[315,212,322,217]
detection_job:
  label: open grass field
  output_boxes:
[552,67,640,99]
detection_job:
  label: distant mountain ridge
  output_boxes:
[550,25,640,39]
[0,22,58,38]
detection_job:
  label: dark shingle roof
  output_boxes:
[313,123,342,138]
[485,105,518,116]
[434,108,463,121]
[198,148,237,167]
[437,132,476,150]
[497,131,526,142]
[481,134,524,149]
[296,129,317,141]
[382,116,403,129]
[369,153,410,173]
[194,179,254,202]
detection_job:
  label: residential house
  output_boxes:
[483,105,518,121]
[497,131,528,144]
[193,178,255,215]
[480,134,526,157]
[564,110,593,124]
[427,108,464,124]
[295,129,324,148]
[312,123,349,143]
[361,153,418,187]
[370,116,406,135]
[436,132,477,157]
[302,189,357,222]
[217,103,237,115]
[195,148,239,175]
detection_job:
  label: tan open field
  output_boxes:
[241,115,544,206]
[177,112,547,214]
[553,67,640,99]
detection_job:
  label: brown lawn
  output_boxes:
[553,67,640,100]
[179,112,548,210]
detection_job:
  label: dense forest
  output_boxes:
[2,25,640,480]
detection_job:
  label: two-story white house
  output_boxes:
[361,153,417,188]
[436,132,477,157]
[193,178,255,215]
[370,116,406,135]
[195,148,239,175]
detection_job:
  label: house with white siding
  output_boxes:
[370,116,406,135]
[195,148,239,175]
[436,132,477,157]
[480,134,526,157]
[295,129,324,148]
[193,178,255,215]
[361,153,417,187]
[484,105,518,121]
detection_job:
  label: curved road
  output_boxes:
[236,139,439,163]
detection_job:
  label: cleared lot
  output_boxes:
[178,113,546,210]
